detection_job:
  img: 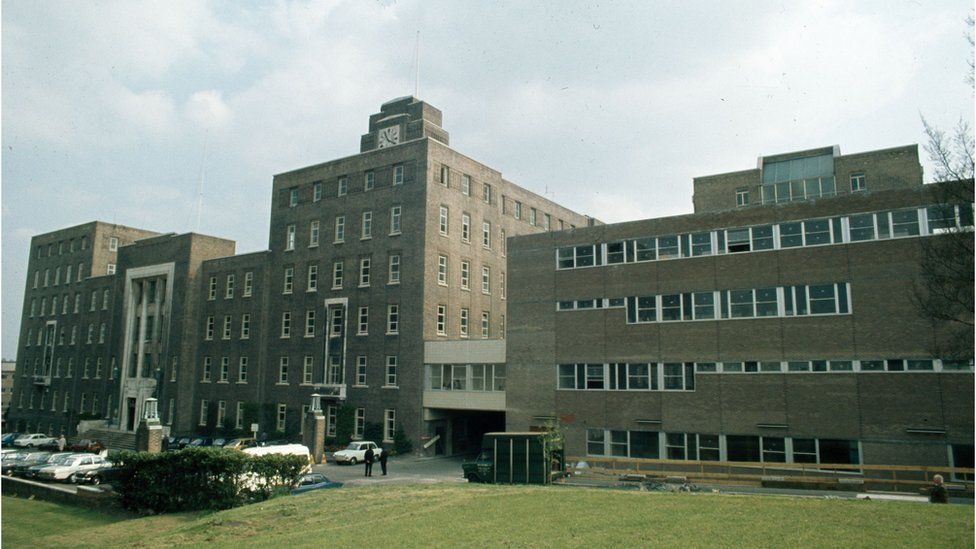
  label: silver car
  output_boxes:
[38,454,108,481]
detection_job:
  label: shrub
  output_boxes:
[393,425,412,455]
[334,405,355,446]
[111,447,308,514]
[363,422,383,443]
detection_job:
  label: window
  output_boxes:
[436,305,446,335]
[202,357,212,382]
[282,266,294,294]
[514,201,522,220]
[235,401,244,429]
[208,277,217,300]
[663,362,694,390]
[334,216,345,243]
[240,313,250,339]
[281,312,291,338]
[388,254,401,284]
[385,356,398,387]
[736,188,749,207]
[459,308,469,337]
[77,263,84,281]
[387,304,399,334]
[199,400,209,426]
[891,209,920,237]
[439,206,449,235]
[530,208,537,226]
[278,357,289,384]
[205,316,215,340]
[850,173,866,192]
[359,257,371,287]
[356,356,367,386]
[303,356,314,384]
[289,188,299,207]
[393,164,404,185]
[305,310,316,337]
[238,357,248,383]
[54,266,60,285]
[276,404,287,432]
[440,165,449,186]
[307,264,318,291]
[338,177,347,196]
[481,311,490,338]
[222,316,232,339]
[460,260,470,290]
[384,409,396,443]
[361,211,372,239]
[219,357,229,382]
[461,214,471,242]
[482,266,490,294]
[364,171,374,191]
[224,274,235,299]
[358,306,369,335]
[66,265,73,283]
[332,261,344,289]
[285,224,296,250]
[354,408,365,439]
[313,182,323,201]
[327,355,343,384]
[483,183,492,204]
[309,221,320,247]
[482,221,491,249]
[326,406,337,437]
[102,289,111,310]
[556,245,603,269]
[243,272,253,297]
[437,255,448,285]
[390,206,402,235]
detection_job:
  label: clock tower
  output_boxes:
[360,96,450,153]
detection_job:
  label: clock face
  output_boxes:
[377,126,400,148]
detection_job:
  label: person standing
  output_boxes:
[57,434,66,452]
[364,447,374,477]
[929,474,949,504]
[379,448,388,476]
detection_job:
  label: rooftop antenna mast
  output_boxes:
[194,130,210,233]
[414,30,420,97]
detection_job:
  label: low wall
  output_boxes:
[1,477,118,509]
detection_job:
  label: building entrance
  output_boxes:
[428,410,504,456]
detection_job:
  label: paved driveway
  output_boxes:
[312,455,468,487]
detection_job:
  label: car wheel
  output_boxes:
[466,473,480,483]
[91,476,101,486]
[349,457,357,465]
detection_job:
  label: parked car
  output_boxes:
[223,438,257,451]
[38,454,109,481]
[21,452,77,479]
[69,439,105,453]
[70,464,121,486]
[290,473,342,494]
[188,437,213,448]
[2,451,49,475]
[243,443,312,465]
[2,432,21,446]
[13,434,56,448]
[212,438,227,447]
[332,441,382,465]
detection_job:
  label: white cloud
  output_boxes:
[185,90,232,128]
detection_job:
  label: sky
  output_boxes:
[2,0,973,358]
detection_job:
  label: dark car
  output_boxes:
[69,439,105,453]
[70,464,121,486]
[290,473,342,494]
[5,451,54,477]
[188,437,213,448]
[1,432,21,446]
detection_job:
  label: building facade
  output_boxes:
[505,144,974,471]
[8,98,592,453]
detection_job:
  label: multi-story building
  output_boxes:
[8,97,592,452]
[505,144,974,471]
[1,360,16,428]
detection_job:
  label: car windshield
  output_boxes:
[343,443,360,451]
[47,454,72,464]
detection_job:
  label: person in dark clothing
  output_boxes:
[930,474,949,503]
[378,448,388,475]
[364,447,374,477]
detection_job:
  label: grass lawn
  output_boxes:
[2,485,972,547]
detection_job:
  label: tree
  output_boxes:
[912,120,975,360]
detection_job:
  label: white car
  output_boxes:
[332,441,382,465]
[37,454,108,481]
[13,434,56,448]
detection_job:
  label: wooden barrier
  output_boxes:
[567,455,975,494]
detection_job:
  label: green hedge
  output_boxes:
[111,447,308,514]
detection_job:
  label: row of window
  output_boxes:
[562,283,852,324]
[557,204,974,270]
[585,429,861,466]
[28,289,111,319]
[199,353,400,388]
[281,253,401,294]
[19,388,103,417]
[206,272,255,300]
[285,164,409,208]
[284,207,402,251]
[425,364,506,392]
[434,307,500,339]
[436,206,508,253]
[22,355,112,380]
[436,255,504,296]
[25,322,109,348]
[34,234,100,259]
[31,263,87,290]
[557,358,972,392]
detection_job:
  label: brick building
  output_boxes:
[504,144,974,471]
[8,97,592,451]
